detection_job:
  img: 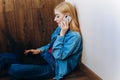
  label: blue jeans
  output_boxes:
[0,53,19,72]
[0,52,55,80]
[9,64,55,80]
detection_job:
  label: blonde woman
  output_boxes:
[0,2,82,80]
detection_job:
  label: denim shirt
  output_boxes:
[37,26,82,80]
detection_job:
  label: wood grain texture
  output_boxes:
[0,0,64,52]
[0,0,3,13]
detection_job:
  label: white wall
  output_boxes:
[66,0,120,80]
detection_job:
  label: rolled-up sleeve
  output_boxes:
[37,43,50,52]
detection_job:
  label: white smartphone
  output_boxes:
[63,15,72,23]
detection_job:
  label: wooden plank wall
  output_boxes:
[0,0,64,52]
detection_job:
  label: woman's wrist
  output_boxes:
[60,31,65,36]
[36,49,41,53]
[60,33,65,36]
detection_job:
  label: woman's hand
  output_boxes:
[59,20,69,36]
[24,49,42,55]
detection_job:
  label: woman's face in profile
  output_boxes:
[54,10,64,25]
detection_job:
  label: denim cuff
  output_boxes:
[56,35,64,42]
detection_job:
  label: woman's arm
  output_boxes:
[52,34,82,60]
[37,43,50,52]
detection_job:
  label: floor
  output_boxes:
[61,68,90,80]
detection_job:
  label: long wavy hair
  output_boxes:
[54,2,81,35]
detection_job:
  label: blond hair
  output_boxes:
[54,2,81,34]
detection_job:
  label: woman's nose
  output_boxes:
[54,18,56,22]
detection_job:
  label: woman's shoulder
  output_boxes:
[67,30,81,38]
[64,31,82,41]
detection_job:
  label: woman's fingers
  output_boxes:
[24,49,33,54]
[66,19,69,27]
[24,50,29,54]
[61,21,68,30]
[60,21,69,36]
[60,21,66,28]
[24,49,41,55]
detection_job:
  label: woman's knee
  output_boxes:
[8,64,21,76]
